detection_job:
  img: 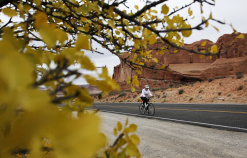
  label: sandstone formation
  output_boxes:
[113,33,247,90]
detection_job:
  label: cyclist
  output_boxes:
[140,85,153,110]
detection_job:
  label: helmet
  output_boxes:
[145,85,149,89]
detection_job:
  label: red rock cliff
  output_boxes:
[113,33,247,90]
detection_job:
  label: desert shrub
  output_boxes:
[219,82,222,86]
[198,89,203,93]
[156,95,160,98]
[220,75,226,79]
[118,92,127,98]
[162,93,167,98]
[108,90,120,96]
[236,72,244,79]
[178,89,185,95]
[189,97,193,101]
[208,78,214,82]
[161,99,167,103]
[174,84,183,88]
[133,94,137,98]
[218,92,221,95]
[227,94,231,97]
[137,98,142,102]
[98,92,103,99]
[152,87,161,91]
[238,85,243,90]
[169,83,173,88]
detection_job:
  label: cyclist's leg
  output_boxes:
[143,97,148,110]
[140,97,145,107]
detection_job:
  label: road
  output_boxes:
[100,112,247,158]
[92,103,247,132]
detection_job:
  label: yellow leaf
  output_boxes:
[209,55,212,60]
[160,65,165,69]
[52,12,66,18]
[39,25,57,48]
[210,45,218,53]
[126,144,140,156]
[128,124,137,133]
[125,118,129,126]
[236,34,244,39]
[161,4,169,15]
[76,34,90,50]
[181,24,192,37]
[213,26,219,32]
[108,20,115,28]
[126,76,131,84]
[113,128,117,136]
[230,23,237,33]
[151,10,158,13]
[153,57,158,63]
[117,121,122,131]
[131,86,136,92]
[115,30,120,35]
[34,0,41,6]
[80,17,87,22]
[188,8,193,16]
[148,34,157,44]
[130,134,140,145]
[119,38,123,45]
[54,29,68,44]
[173,50,178,53]
[139,62,144,66]
[143,28,152,37]
[200,55,204,59]
[132,75,139,87]
[182,29,192,37]
[200,4,203,13]
[134,39,141,49]
[84,75,97,85]
[99,67,109,79]
[80,56,96,70]
[201,41,207,46]
[134,5,139,10]
[209,12,213,19]
[34,12,48,29]
[2,8,17,17]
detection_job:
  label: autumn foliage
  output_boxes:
[0,0,242,157]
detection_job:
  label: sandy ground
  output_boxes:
[100,112,247,158]
[94,74,247,104]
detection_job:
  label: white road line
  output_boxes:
[100,110,247,133]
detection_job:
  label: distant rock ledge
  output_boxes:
[112,33,247,90]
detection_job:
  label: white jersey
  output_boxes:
[140,89,153,97]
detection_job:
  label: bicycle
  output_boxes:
[139,97,155,116]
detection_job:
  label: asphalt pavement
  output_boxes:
[92,103,247,132]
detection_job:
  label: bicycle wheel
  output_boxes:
[139,103,145,115]
[147,103,155,116]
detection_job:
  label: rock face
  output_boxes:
[113,33,247,90]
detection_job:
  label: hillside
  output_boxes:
[93,74,247,104]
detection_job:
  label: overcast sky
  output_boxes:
[82,0,247,85]
[1,0,246,84]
